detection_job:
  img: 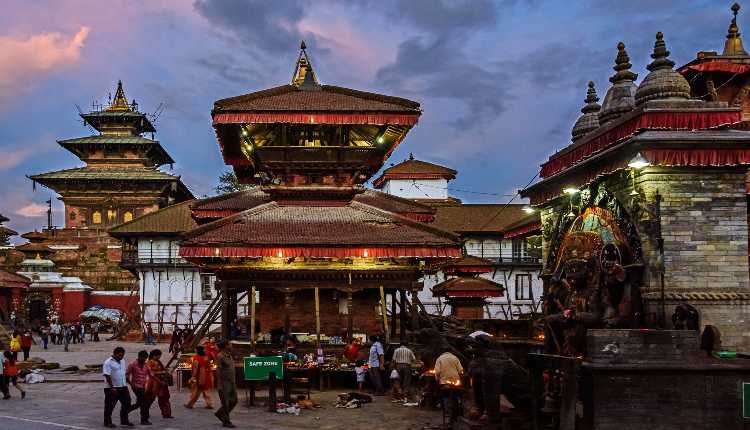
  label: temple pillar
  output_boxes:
[410,284,420,336]
[283,290,293,335]
[399,289,407,343]
[347,290,354,342]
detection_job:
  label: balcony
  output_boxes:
[120,250,193,268]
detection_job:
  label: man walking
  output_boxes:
[20,330,33,361]
[103,346,134,428]
[214,340,237,428]
[127,350,152,425]
[0,350,9,399]
[368,335,385,396]
[392,343,416,400]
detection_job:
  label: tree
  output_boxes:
[214,170,253,194]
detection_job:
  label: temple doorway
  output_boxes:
[27,296,50,327]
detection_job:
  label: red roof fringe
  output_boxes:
[680,62,750,75]
[213,112,419,126]
[540,110,742,178]
[180,246,461,259]
[504,222,542,239]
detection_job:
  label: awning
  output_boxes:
[181,245,461,259]
[213,112,420,126]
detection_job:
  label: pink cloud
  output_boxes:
[15,202,47,218]
[0,26,90,107]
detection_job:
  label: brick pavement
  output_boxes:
[1,339,443,430]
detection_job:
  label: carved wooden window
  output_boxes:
[200,274,213,300]
[92,211,102,224]
[123,211,133,223]
[107,209,117,223]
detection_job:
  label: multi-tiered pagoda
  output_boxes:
[180,44,461,342]
[30,81,192,228]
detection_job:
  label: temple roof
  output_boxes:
[430,204,530,235]
[15,242,53,254]
[0,269,30,289]
[20,231,48,242]
[432,276,504,298]
[57,135,175,166]
[30,167,181,182]
[635,32,691,105]
[80,81,156,134]
[213,84,421,113]
[0,213,8,223]
[442,255,496,275]
[190,187,435,221]
[180,200,460,258]
[0,226,18,237]
[372,154,457,188]
[109,200,197,238]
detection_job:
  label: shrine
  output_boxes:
[431,255,504,319]
[521,11,750,352]
[179,43,462,345]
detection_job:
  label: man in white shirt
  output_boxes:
[103,347,134,427]
[392,343,416,399]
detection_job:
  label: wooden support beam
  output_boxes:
[220,283,230,340]
[314,287,321,347]
[250,286,256,352]
[380,286,389,345]
[283,291,293,335]
[390,291,397,341]
[347,290,354,342]
[399,289,407,343]
[410,285,420,338]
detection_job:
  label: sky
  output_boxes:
[0,0,739,237]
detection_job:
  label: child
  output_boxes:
[355,360,366,392]
[390,368,403,400]
[3,350,25,399]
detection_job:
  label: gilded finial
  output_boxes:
[105,80,131,112]
[300,40,307,51]
[723,3,748,56]
[292,42,320,89]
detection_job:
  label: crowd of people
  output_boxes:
[102,337,238,428]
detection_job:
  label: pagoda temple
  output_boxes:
[22,81,193,294]
[179,43,462,343]
[431,255,504,319]
[521,5,750,352]
[0,214,17,246]
[30,81,193,229]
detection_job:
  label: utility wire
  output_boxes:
[475,171,541,233]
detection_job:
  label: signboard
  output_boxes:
[744,382,750,419]
[244,356,284,381]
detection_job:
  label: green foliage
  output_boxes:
[214,170,253,195]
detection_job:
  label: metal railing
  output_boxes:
[120,251,192,267]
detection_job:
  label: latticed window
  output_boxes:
[123,211,133,223]
[107,209,117,222]
[515,274,532,300]
[200,274,213,300]
[92,211,102,224]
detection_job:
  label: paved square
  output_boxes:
[1,340,443,430]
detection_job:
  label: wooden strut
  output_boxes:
[250,286,256,351]
[380,286,389,344]
[314,287,321,347]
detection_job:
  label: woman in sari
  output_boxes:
[145,349,173,419]
[184,345,214,409]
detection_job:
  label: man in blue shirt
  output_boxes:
[103,346,134,427]
[368,335,385,396]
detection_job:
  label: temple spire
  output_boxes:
[723,3,748,56]
[106,80,131,112]
[635,32,690,105]
[291,40,320,89]
[598,42,638,124]
[572,81,601,142]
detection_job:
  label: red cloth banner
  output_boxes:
[679,62,750,75]
[540,110,742,178]
[213,112,420,126]
[644,148,750,166]
[180,245,461,259]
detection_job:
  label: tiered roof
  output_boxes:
[432,276,504,298]
[109,200,198,238]
[0,270,30,290]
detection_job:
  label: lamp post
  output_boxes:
[627,153,665,327]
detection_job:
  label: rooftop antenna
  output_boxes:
[149,102,166,125]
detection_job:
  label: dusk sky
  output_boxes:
[0,0,738,237]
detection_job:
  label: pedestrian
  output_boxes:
[184,345,214,409]
[20,330,33,361]
[367,335,385,396]
[72,322,80,344]
[214,340,237,428]
[390,368,403,400]
[103,346,134,428]
[145,323,155,345]
[93,321,101,342]
[64,325,71,352]
[9,330,21,361]
[3,350,25,399]
[392,342,416,400]
[127,350,152,425]
[355,360,366,392]
[0,350,10,399]
[204,336,219,362]
[434,348,464,425]
[50,322,60,345]
[145,349,173,420]
[169,327,179,354]
[41,325,50,350]
[80,323,85,344]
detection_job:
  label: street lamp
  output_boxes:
[563,187,579,195]
[523,206,536,214]
[628,153,651,196]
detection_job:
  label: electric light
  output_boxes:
[363,249,369,257]
[277,251,283,258]
[563,187,579,195]
[628,152,651,170]
[522,206,535,214]
[377,136,384,143]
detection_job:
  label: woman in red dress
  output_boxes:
[184,346,214,409]
[145,349,173,419]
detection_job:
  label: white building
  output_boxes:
[110,201,247,334]
[373,155,544,319]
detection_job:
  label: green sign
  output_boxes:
[744,382,750,419]
[244,356,284,381]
